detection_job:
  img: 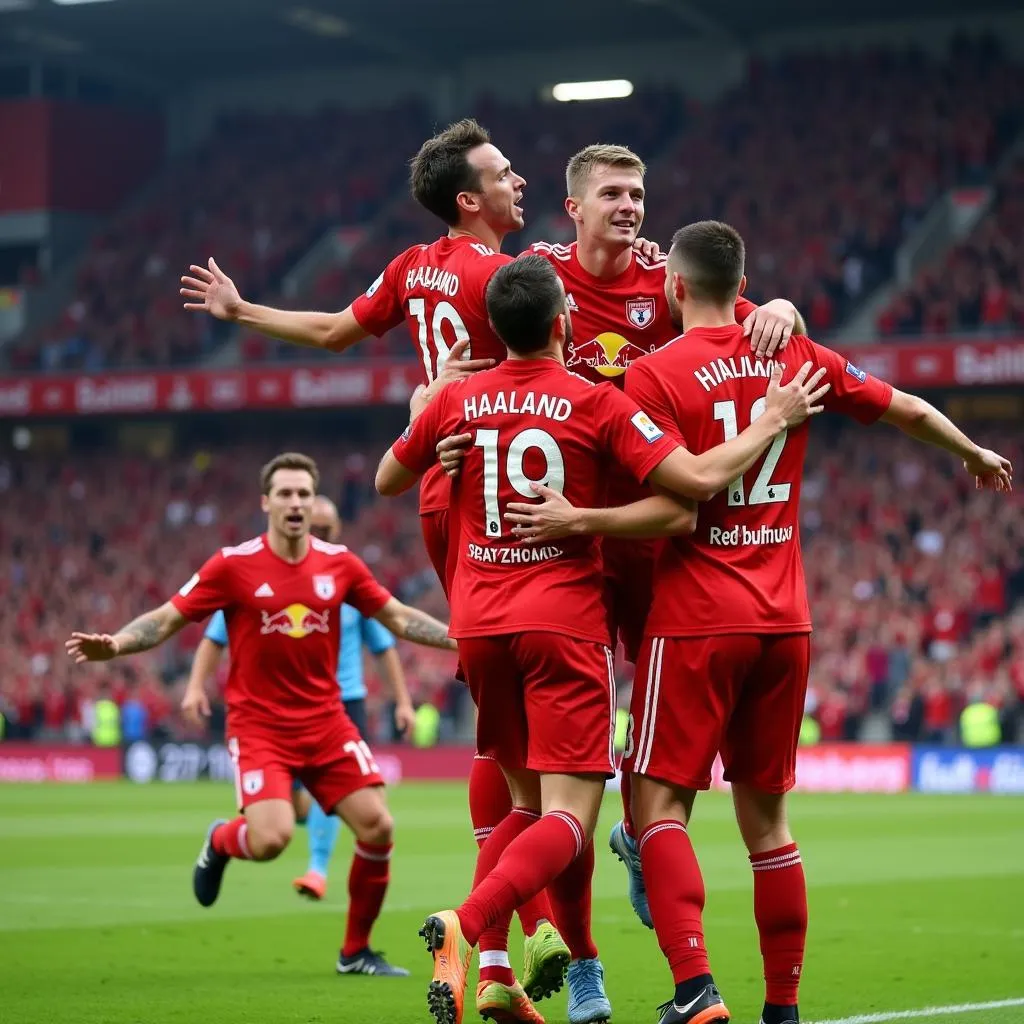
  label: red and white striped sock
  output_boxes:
[341,840,392,957]
[211,817,253,860]
[639,819,710,984]
[458,811,585,948]
[750,843,807,1006]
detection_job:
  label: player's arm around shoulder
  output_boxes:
[372,597,457,652]
[377,379,471,495]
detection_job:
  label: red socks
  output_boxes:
[751,844,807,1005]
[548,838,599,961]
[459,811,585,947]
[469,756,554,937]
[473,807,538,983]
[341,841,392,957]
[639,820,710,984]
[211,817,252,859]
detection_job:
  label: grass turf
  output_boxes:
[0,782,1021,1023]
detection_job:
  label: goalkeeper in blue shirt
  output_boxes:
[186,495,415,901]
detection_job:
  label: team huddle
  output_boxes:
[66,120,1013,1024]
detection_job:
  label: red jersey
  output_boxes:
[390,359,677,643]
[626,327,893,637]
[529,242,757,386]
[170,534,391,730]
[351,234,512,513]
[530,241,756,504]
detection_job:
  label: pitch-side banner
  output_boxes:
[0,362,424,418]
[120,741,476,785]
[0,743,122,782]
[1,340,1023,418]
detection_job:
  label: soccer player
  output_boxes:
[528,143,806,928]
[374,255,829,1024]
[66,452,458,978]
[184,494,415,903]
[504,223,1012,1024]
[178,119,800,1001]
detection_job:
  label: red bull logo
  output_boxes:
[566,332,654,378]
[260,604,331,639]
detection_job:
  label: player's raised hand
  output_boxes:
[180,684,212,729]
[437,433,473,478]
[393,701,416,736]
[505,483,580,543]
[633,237,663,262]
[744,299,798,359]
[65,632,119,664]
[426,338,495,395]
[180,257,243,321]
[964,448,1014,493]
[765,361,830,428]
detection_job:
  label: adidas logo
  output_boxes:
[254,582,274,597]
[566,292,579,312]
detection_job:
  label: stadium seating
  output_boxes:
[639,36,1024,333]
[1,421,1020,744]
[11,36,1023,372]
[244,37,1024,359]
[878,154,1024,335]
[7,102,430,373]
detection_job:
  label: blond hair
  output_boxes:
[565,144,646,197]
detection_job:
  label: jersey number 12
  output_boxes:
[714,398,791,506]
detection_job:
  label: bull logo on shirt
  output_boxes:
[626,298,655,329]
[566,332,656,378]
[260,604,331,639]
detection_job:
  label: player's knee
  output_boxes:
[249,823,294,860]
[357,806,394,847]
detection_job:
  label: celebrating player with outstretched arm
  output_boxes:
[374,254,827,1024]
[503,223,1012,1024]
[183,493,415,905]
[527,143,808,931]
[66,452,456,979]
[180,120,810,1019]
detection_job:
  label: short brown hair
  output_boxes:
[486,255,565,356]
[260,452,320,495]
[668,220,746,305]
[565,144,646,197]
[410,118,491,226]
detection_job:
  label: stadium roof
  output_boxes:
[0,0,1019,87]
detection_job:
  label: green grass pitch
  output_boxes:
[0,782,1021,1023]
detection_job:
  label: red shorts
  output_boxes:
[460,631,616,776]
[602,538,659,664]
[421,509,452,597]
[227,713,384,813]
[624,633,810,793]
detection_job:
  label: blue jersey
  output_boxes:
[204,603,394,701]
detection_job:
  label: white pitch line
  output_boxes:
[808,998,1024,1024]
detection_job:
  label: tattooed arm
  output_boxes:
[372,598,457,652]
[66,602,189,663]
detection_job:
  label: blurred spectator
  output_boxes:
[0,416,1020,747]
[880,154,1024,336]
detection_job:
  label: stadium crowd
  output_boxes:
[7,36,1023,374]
[878,154,1024,336]
[6,101,431,373]
[2,421,1021,746]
